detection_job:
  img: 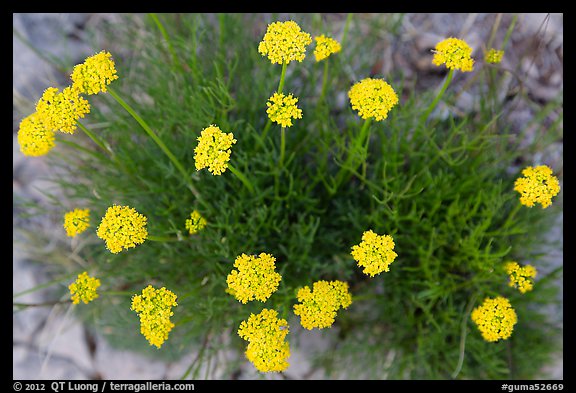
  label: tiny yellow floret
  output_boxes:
[131,285,178,348]
[351,230,398,277]
[71,50,119,95]
[314,35,341,62]
[258,20,312,65]
[471,296,517,342]
[226,253,282,304]
[35,86,90,134]
[505,261,537,294]
[432,37,475,72]
[237,308,290,372]
[69,272,101,305]
[193,124,236,176]
[63,208,91,238]
[485,48,504,64]
[17,113,56,157]
[185,210,207,235]
[96,205,148,254]
[348,78,399,121]
[266,92,303,127]
[513,165,560,209]
[293,280,352,330]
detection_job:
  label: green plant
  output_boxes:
[14,13,562,379]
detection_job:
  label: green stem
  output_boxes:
[228,163,255,194]
[341,13,354,47]
[149,13,180,71]
[361,127,372,181]
[419,68,455,127]
[261,119,272,140]
[107,87,206,207]
[279,126,286,168]
[76,120,112,155]
[319,59,329,106]
[277,62,288,94]
[331,118,372,194]
[451,293,479,379]
[501,14,518,50]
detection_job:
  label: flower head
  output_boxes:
[131,285,178,348]
[432,37,475,72]
[237,308,290,372]
[35,86,90,134]
[185,210,207,235]
[194,125,236,176]
[63,208,91,238]
[258,20,312,65]
[351,230,398,277]
[313,35,341,62]
[485,48,504,64]
[348,78,399,121]
[96,205,148,254]
[17,113,56,157]
[505,261,537,294]
[513,165,560,209]
[71,50,118,95]
[69,272,101,305]
[266,92,303,127]
[471,296,517,342]
[293,280,352,330]
[226,253,282,304]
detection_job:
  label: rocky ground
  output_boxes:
[13,13,562,380]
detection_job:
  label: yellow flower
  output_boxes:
[63,208,91,238]
[505,261,537,294]
[432,37,475,72]
[266,92,303,127]
[237,308,290,373]
[193,124,237,176]
[471,296,517,342]
[71,50,119,95]
[69,272,101,305]
[226,253,282,304]
[258,20,312,65]
[131,285,178,349]
[351,230,398,277]
[293,280,352,330]
[313,34,341,62]
[17,113,56,157]
[185,210,207,235]
[485,48,504,64]
[35,86,91,134]
[514,165,560,209]
[348,78,399,121]
[96,205,148,254]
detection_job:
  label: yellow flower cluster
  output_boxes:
[194,124,237,176]
[293,280,352,330]
[348,78,399,121]
[313,35,341,62]
[505,261,537,294]
[471,296,517,342]
[432,37,475,72]
[258,20,312,65]
[485,48,504,64]
[185,210,207,235]
[69,271,101,305]
[514,165,560,209]
[266,92,303,127]
[35,86,91,134]
[17,113,56,157]
[131,285,178,348]
[71,50,119,95]
[226,253,282,304]
[63,208,91,238]
[237,308,290,372]
[351,230,398,276]
[96,205,148,254]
